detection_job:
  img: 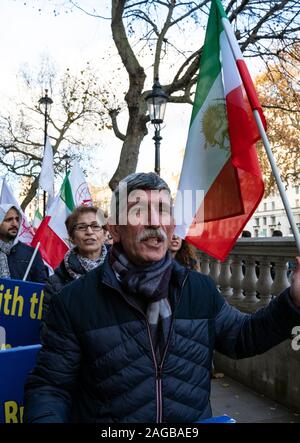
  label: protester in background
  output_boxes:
[0,204,47,282]
[42,206,107,318]
[25,173,300,423]
[169,234,200,271]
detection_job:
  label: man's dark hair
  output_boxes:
[65,206,105,236]
[111,172,171,223]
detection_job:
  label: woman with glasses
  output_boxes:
[43,206,107,319]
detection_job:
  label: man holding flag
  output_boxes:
[24,0,300,423]
[24,172,300,423]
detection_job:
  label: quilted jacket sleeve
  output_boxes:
[24,292,81,423]
[213,280,300,358]
[30,249,48,283]
[42,273,63,321]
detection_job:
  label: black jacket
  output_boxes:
[42,254,86,318]
[7,241,47,283]
[24,259,300,423]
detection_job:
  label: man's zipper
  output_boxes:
[155,271,189,423]
[104,270,189,423]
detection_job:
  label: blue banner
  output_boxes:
[0,344,41,423]
[0,278,44,347]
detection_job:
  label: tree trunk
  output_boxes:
[21,176,39,211]
[109,112,148,190]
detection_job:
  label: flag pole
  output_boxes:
[252,110,300,253]
[23,241,41,281]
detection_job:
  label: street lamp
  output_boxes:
[38,89,53,216]
[145,77,168,176]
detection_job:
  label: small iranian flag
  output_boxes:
[32,162,92,269]
[33,209,43,230]
[174,0,265,261]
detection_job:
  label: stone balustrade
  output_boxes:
[197,237,298,312]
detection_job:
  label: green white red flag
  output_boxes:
[174,0,265,261]
[32,162,92,269]
[33,208,43,230]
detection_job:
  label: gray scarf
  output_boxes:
[110,243,173,360]
[0,239,14,278]
[64,244,108,280]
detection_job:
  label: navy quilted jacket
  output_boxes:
[24,259,300,423]
[7,241,47,283]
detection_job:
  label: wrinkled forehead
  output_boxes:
[126,189,172,209]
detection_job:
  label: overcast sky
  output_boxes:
[0,0,189,194]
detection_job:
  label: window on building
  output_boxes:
[263,202,267,211]
[271,216,276,225]
[295,185,299,195]
[255,217,260,226]
[263,217,267,225]
[254,229,259,238]
[271,201,275,210]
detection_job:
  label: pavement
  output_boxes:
[210,374,300,423]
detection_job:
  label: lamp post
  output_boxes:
[145,77,168,176]
[39,89,53,217]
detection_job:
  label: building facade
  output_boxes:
[245,182,300,237]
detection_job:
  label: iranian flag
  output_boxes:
[174,0,265,261]
[32,162,92,269]
[33,208,43,230]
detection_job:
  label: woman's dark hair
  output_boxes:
[65,206,106,237]
[175,240,200,271]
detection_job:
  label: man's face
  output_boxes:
[109,189,175,265]
[0,208,20,242]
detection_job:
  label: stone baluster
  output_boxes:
[242,256,258,308]
[209,259,220,286]
[256,256,273,306]
[219,257,233,300]
[271,257,290,296]
[199,254,210,275]
[229,255,244,307]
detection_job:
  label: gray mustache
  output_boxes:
[137,228,167,242]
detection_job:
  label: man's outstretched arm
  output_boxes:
[214,257,300,359]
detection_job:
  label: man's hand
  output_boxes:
[290,257,300,308]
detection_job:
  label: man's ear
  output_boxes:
[107,222,121,243]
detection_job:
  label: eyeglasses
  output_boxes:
[74,223,103,232]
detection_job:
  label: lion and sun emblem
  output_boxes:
[202,100,230,151]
